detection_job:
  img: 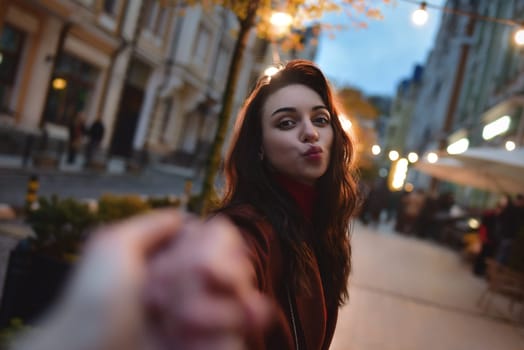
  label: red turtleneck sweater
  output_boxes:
[274,173,317,220]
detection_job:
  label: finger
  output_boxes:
[200,218,255,294]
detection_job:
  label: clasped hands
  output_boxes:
[12,210,270,350]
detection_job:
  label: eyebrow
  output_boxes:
[270,105,328,117]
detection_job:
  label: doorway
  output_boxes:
[110,83,144,158]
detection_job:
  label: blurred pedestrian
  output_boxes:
[399,189,426,234]
[495,193,524,265]
[84,117,105,167]
[362,178,389,226]
[66,111,86,164]
[414,192,438,239]
[472,198,506,276]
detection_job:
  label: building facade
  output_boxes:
[395,0,523,200]
[405,0,474,157]
[451,0,524,149]
[384,64,424,157]
[0,0,139,168]
[0,0,320,174]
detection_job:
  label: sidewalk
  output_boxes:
[0,153,127,175]
[0,154,201,208]
[330,221,524,350]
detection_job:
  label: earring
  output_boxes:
[258,149,264,160]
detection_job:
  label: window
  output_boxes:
[144,1,160,31]
[103,0,117,15]
[43,53,99,126]
[0,24,25,115]
[154,8,168,36]
[194,26,210,65]
[143,1,169,37]
[214,48,229,84]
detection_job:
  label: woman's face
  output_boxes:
[261,84,334,186]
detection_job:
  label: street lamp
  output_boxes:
[269,11,293,63]
[270,11,293,36]
[391,158,408,190]
[482,115,511,140]
[446,137,469,154]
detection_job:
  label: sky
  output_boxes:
[315,0,446,97]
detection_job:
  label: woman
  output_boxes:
[216,59,360,349]
[12,60,357,350]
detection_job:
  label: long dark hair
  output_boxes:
[219,59,359,306]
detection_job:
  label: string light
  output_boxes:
[505,140,516,151]
[401,0,524,46]
[515,27,524,46]
[407,152,419,163]
[411,2,428,26]
[426,152,438,163]
[388,150,399,161]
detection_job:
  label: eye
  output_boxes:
[313,113,331,126]
[277,119,296,130]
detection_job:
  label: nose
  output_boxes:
[301,120,319,143]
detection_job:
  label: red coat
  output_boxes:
[222,205,339,350]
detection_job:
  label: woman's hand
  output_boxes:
[144,216,270,350]
[12,210,270,350]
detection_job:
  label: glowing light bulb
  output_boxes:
[52,78,67,90]
[270,11,293,37]
[407,152,419,163]
[505,140,516,151]
[411,3,428,26]
[514,27,524,46]
[426,152,438,163]
[388,150,399,161]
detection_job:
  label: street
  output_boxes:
[331,222,524,350]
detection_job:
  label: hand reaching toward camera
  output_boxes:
[11,210,270,350]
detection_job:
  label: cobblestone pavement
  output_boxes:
[330,221,524,350]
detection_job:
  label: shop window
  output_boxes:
[0,24,25,116]
[43,53,99,126]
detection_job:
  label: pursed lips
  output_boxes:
[303,146,323,157]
